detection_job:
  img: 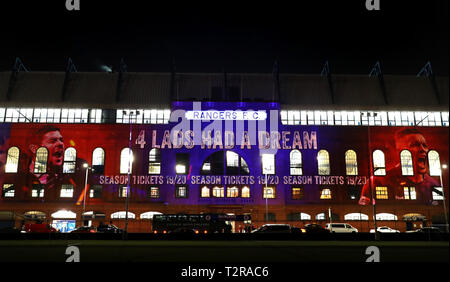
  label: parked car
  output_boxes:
[406,227,441,234]
[23,223,59,233]
[70,226,97,233]
[251,224,292,233]
[325,223,358,233]
[290,227,304,234]
[97,224,123,233]
[370,226,400,233]
[304,223,330,234]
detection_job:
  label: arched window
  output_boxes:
[140,211,162,220]
[120,148,133,174]
[317,150,330,175]
[148,148,161,174]
[344,213,369,221]
[241,186,250,198]
[320,188,332,199]
[372,150,386,176]
[290,150,303,175]
[92,147,105,174]
[345,150,358,175]
[375,213,398,221]
[111,211,135,219]
[201,186,210,198]
[34,147,48,173]
[63,147,76,173]
[201,151,249,175]
[5,147,20,173]
[316,213,326,220]
[212,186,224,198]
[428,150,441,176]
[400,150,414,176]
[300,213,311,220]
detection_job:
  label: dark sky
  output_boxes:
[0,0,448,75]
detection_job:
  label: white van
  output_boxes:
[325,223,358,233]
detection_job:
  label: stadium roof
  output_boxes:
[0,71,448,111]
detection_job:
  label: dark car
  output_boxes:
[304,224,330,234]
[407,227,441,234]
[70,226,97,233]
[97,224,123,233]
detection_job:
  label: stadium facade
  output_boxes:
[0,70,448,233]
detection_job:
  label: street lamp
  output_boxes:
[123,110,139,239]
[438,164,449,233]
[362,111,379,240]
[82,162,92,226]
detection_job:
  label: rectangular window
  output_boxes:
[60,184,74,198]
[120,187,129,198]
[90,185,102,198]
[176,153,189,174]
[375,186,388,199]
[292,187,304,200]
[432,187,444,200]
[2,184,15,198]
[403,187,416,200]
[175,185,188,198]
[261,154,275,175]
[263,186,276,199]
[149,187,160,199]
[32,184,44,198]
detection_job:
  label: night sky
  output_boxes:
[0,0,448,75]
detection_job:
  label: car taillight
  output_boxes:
[153,230,158,234]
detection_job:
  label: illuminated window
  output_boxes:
[375,213,397,221]
[316,213,326,220]
[375,186,388,199]
[212,186,224,198]
[344,213,369,221]
[300,213,311,220]
[5,147,20,173]
[119,187,129,198]
[120,148,133,174]
[34,147,48,173]
[292,187,304,200]
[290,150,303,175]
[89,185,102,198]
[227,186,239,198]
[320,188,332,200]
[241,186,250,198]
[149,187,160,198]
[176,153,189,174]
[140,211,162,220]
[261,154,275,175]
[2,184,15,197]
[373,150,386,176]
[345,150,358,175]
[175,185,188,198]
[111,211,135,219]
[403,187,416,200]
[31,184,44,198]
[428,150,441,176]
[60,184,74,198]
[317,150,330,175]
[263,186,276,199]
[201,186,210,198]
[400,150,414,176]
[92,148,105,174]
[63,147,76,173]
[148,148,161,174]
[432,187,444,200]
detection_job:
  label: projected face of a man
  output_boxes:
[396,133,429,175]
[40,130,65,168]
